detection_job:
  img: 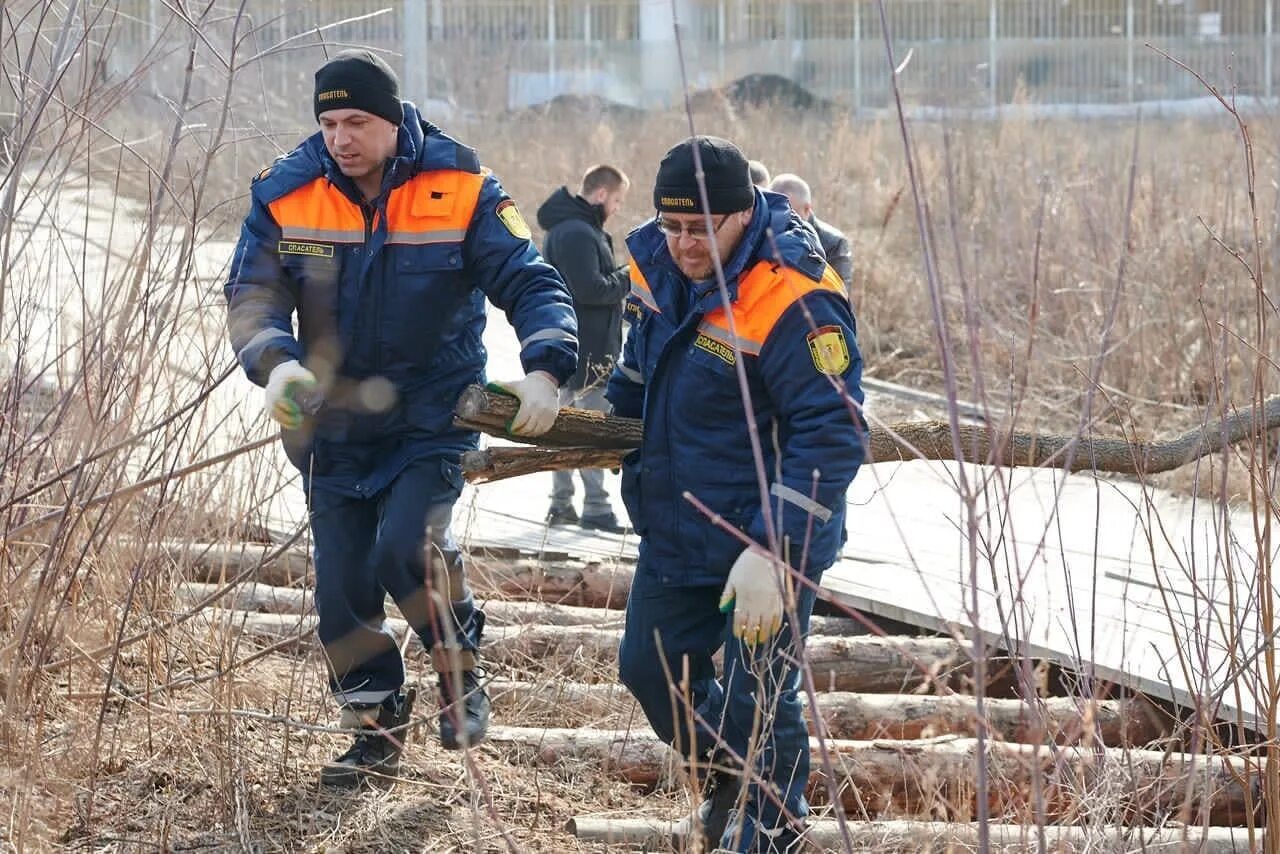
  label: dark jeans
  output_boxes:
[308,457,482,707]
[618,566,820,851]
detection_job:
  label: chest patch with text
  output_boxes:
[278,240,335,259]
[694,333,736,366]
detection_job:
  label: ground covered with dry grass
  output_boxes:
[4,4,1279,850]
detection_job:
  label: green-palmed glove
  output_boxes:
[264,359,319,430]
[487,371,560,436]
[718,547,785,647]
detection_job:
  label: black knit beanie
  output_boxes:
[653,136,754,214]
[314,49,404,127]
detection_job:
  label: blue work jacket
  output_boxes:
[224,103,577,496]
[606,190,865,585]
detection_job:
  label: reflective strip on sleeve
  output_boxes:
[520,327,576,348]
[770,482,833,524]
[335,688,396,708]
[237,327,294,359]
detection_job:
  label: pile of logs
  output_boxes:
[163,537,1270,852]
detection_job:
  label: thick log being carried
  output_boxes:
[487,726,1260,825]
[567,816,1261,853]
[455,385,1280,483]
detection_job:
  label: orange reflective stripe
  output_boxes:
[385,169,485,245]
[629,264,661,313]
[820,264,847,298]
[268,179,364,242]
[700,260,843,352]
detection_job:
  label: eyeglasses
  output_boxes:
[655,214,730,242]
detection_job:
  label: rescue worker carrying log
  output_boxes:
[223,49,577,787]
[608,136,866,852]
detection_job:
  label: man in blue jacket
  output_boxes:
[609,137,865,852]
[223,49,577,787]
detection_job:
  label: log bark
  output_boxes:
[454,384,642,448]
[488,726,1261,825]
[206,613,972,693]
[486,681,1166,749]
[462,446,627,483]
[456,385,1280,482]
[177,581,312,613]
[812,691,1167,748]
[567,816,1261,853]
[468,555,635,610]
[177,577,867,636]
[162,542,311,587]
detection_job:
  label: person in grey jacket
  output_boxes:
[537,165,631,534]
[770,173,854,298]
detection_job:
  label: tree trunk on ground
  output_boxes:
[566,816,1259,853]
[812,691,1167,747]
[208,613,973,693]
[488,726,1259,825]
[468,555,635,610]
[163,542,311,587]
[486,681,1167,748]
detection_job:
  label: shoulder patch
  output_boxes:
[806,325,850,375]
[495,199,532,240]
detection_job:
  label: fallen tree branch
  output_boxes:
[455,385,1280,483]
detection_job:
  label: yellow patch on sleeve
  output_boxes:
[495,199,532,240]
[806,325,850,375]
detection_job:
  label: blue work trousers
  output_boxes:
[618,566,820,851]
[307,456,482,708]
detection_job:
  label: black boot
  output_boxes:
[437,666,490,750]
[321,688,415,788]
[699,769,742,850]
[672,768,741,851]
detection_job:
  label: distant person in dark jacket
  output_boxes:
[770,173,854,298]
[537,165,631,534]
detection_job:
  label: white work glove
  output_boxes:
[489,371,560,436]
[718,547,785,646]
[264,359,319,430]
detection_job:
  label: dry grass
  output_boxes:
[2,2,1279,851]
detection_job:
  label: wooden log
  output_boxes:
[462,446,627,483]
[488,681,1166,749]
[163,542,311,587]
[476,626,976,694]
[177,581,311,613]
[454,384,642,448]
[178,577,868,636]
[488,678,633,723]
[567,816,1262,853]
[204,613,972,693]
[488,726,1262,825]
[469,555,635,610]
[456,385,1280,480]
[812,691,1168,748]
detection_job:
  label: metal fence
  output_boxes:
[92,0,1280,117]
